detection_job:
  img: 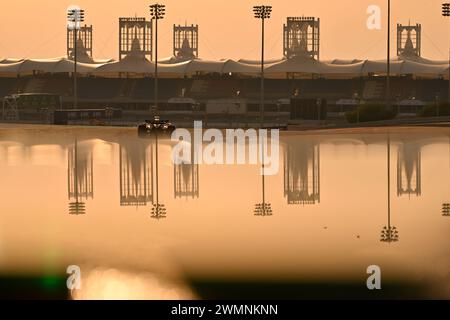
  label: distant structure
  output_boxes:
[397,23,421,58]
[119,142,153,206]
[397,143,421,197]
[174,145,199,199]
[67,24,93,63]
[68,140,94,215]
[173,24,198,59]
[119,17,152,60]
[284,142,320,205]
[283,17,320,60]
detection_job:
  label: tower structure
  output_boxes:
[119,141,154,206]
[397,143,421,197]
[67,24,93,63]
[397,23,421,58]
[283,17,320,60]
[173,24,198,59]
[119,17,152,60]
[173,144,199,199]
[284,142,320,205]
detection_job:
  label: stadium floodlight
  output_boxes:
[67,8,85,110]
[442,3,450,103]
[149,3,166,113]
[253,5,272,128]
[386,0,391,109]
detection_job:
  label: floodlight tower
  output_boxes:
[386,0,392,109]
[442,3,450,103]
[67,8,85,109]
[253,5,272,128]
[150,3,166,114]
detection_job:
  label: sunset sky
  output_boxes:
[0,0,448,61]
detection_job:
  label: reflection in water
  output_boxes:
[71,267,195,300]
[254,138,272,216]
[381,135,399,243]
[3,127,450,299]
[68,139,93,215]
[174,143,199,199]
[119,140,153,206]
[443,136,450,217]
[151,133,167,220]
[283,141,320,205]
[397,142,421,198]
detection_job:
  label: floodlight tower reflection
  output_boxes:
[381,135,399,243]
[443,135,450,217]
[254,137,272,217]
[151,131,166,220]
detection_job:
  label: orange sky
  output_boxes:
[0,0,448,61]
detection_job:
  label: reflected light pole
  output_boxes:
[380,135,399,242]
[254,136,272,217]
[67,8,85,110]
[150,3,166,114]
[443,135,450,216]
[253,5,272,128]
[151,132,166,220]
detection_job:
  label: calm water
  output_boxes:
[0,124,449,299]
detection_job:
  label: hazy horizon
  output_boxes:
[0,0,448,61]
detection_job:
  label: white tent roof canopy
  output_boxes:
[0,55,448,77]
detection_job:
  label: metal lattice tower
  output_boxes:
[119,141,154,206]
[284,142,320,205]
[119,17,152,61]
[283,17,320,60]
[68,140,93,215]
[397,23,421,58]
[397,143,421,197]
[67,24,93,62]
[173,24,198,59]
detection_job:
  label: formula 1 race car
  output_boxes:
[138,116,176,137]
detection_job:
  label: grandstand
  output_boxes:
[0,17,449,123]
